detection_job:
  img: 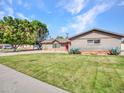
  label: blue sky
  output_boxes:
[0,0,124,38]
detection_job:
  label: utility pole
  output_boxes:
[66,33,69,39]
[49,36,52,39]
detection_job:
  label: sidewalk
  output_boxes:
[0,64,69,93]
[0,50,42,56]
[0,50,67,56]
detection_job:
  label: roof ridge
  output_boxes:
[69,28,124,40]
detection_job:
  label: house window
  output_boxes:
[53,43,61,48]
[94,40,100,44]
[87,40,94,44]
[87,39,100,45]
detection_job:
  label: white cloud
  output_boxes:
[0,11,5,15]
[6,6,14,16]
[24,2,31,9]
[3,0,13,6]
[17,0,31,9]
[8,0,12,6]
[16,12,28,19]
[17,0,23,5]
[29,15,38,20]
[47,11,52,14]
[60,0,116,33]
[57,0,88,14]
[118,1,124,6]
[0,0,4,6]
[0,0,28,19]
[0,11,5,19]
[0,0,14,18]
[36,0,46,10]
[60,27,68,33]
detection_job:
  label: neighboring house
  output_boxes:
[41,39,71,51]
[69,29,124,54]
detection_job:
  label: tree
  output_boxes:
[0,20,4,43]
[56,36,64,39]
[31,20,49,48]
[0,16,49,51]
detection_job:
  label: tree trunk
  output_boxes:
[12,45,18,52]
[13,47,17,52]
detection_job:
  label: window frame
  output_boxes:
[87,39,101,45]
[94,39,100,44]
[87,40,94,44]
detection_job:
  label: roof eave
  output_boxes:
[69,28,124,40]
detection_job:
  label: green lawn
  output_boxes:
[0,54,124,93]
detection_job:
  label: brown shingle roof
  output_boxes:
[69,28,124,40]
[41,39,70,44]
[41,39,54,44]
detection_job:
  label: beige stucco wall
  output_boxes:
[42,41,67,51]
[70,32,121,51]
[42,44,52,50]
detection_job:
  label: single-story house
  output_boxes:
[41,39,71,51]
[41,29,124,54]
[69,29,124,54]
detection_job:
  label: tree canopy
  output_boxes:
[31,20,49,44]
[0,16,49,51]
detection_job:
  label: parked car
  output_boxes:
[33,45,41,50]
[2,44,13,49]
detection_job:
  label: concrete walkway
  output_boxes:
[0,50,67,57]
[0,64,69,93]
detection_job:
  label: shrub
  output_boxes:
[69,48,81,54]
[110,47,121,55]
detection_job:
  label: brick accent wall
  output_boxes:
[81,50,110,55]
[43,47,68,51]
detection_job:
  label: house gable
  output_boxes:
[69,29,124,40]
[75,31,121,40]
[69,29,123,51]
[52,40,61,44]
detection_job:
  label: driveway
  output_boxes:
[0,64,69,93]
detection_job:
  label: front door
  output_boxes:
[65,44,69,51]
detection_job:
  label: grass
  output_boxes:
[0,53,124,93]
